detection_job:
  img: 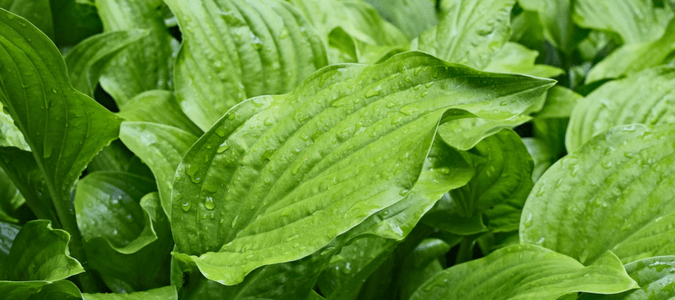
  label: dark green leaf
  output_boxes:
[0,220,19,260]
[51,0,103,49]
[0,0,54,39]
[398,238,451,300]
[518,0,578,53]
[0,167,24,223]
[82,286,177,300]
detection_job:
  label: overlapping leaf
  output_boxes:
[518,0,578,53]
[165,0,328,130]
[579,256,675,299]
[522,124,675,265]
[409,244,637,300]
[567,67,675,152]
[170,51,554,285]
[82,286,177,300]
[0,0,53,39]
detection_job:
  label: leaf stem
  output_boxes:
[455,235,476,264]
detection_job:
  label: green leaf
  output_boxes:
[170,52,554,285]
[64,30,149,97]
[317,236,398,300]
[75,174,172,292]
[398,238,451,300]
[521,124,675,265]
[164,0,328,130]
[416,0,515,69]
[118,91,202,137]
[51,0,103,49]
[327,26,407,64]
[82,286,177,300]
[409,244,637,300]
[510,11,545,52]
[586,20,675,83]
[0,220,84,299]
[437,114,532,151]
[573,0,673,44]
[119,122,198,219]
[0,167,24,223]
[518,0,578,53]
[364,0,439,39]
[0,8,123,277]
[522,137,556,182]
[0,220,19,260]
[535,86,582,119]
[579,256,675,300]
[0,0,54,39]
[94,0,176,105]
[87,140,137,174]
[423,129,533,234]
[567,67,675,153]
[0,94,28,151]
[29,280,82,300]
[484,42,564,78]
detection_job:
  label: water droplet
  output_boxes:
[399,188,410,196]
[51,88,57,94]
[365,85,383,98]
[231,215,239,228]
[499,101,507,106]
[181,201,191,212]
[215,127,227,137]
[217,142,230,153]
[204,196,216,210]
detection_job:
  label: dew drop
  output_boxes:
[204,196,216,210]
[181,201,191,212]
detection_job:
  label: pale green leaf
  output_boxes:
[535,86,582,119]
[64,30,149,97]
[573,0,673,44]
[364,0,438,39]
[437,114,531,151]
[170,52,554,285]
[118,90,202,137]
[567,67,675,152]
[522,124,675,265]
[409,245,637,300]
[416,0,515,69]
[83,286,177,300]
[165,0,328,130]
[484,42,564,78]
[0,220,18,260]
[0,102,27,150]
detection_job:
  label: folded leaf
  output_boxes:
[573,0,673,44]
[568,67,675,152]
[399,238,451,300]
[416,0,515,69]
[522,137,556,181]
[64,30,149,97]
[118,91,202,137]
[437,114,532,151]
[484,42,563,78]
[579,256,675,300]
[521,124,675,265]
[170,51,554,285]
[0,220,84,300]
[82,286,177,300]
[164,0,328,130]
[409,245,637,300]
[0,220,18,260]
[119,122,198,219]
[94,0,176,105]
[586,20,675,83]
[30,280,82,300]
[0,102,27,150]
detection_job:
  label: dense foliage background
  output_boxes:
[0,0,674,299]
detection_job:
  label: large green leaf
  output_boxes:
[424,129,533,234]
[119,122,198,219]
[518,0,578,53]
[317,236,398,300]
[416,0,515,69]
[75,174,172,292]
[0,220,84,300]
[118,91,202,136]
[0,0,53,39]
[567,67,675,152]
[164,0,328,130]
[484,42,563,78]
[573,0,673,44]
[521,124,675,265]
[0,220,19,260]
[64,30,149,97]
[585,20,675,83]
[170,51,554,285]
[83,286,177,300]
[408,244,637,300]
[94,0,176,105]
[579,256,675,300]
[364,0,438,39]
[0,8,122,275]
[29,280,82,300]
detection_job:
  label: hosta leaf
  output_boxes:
[0,167,23,223]
[0,220,19,260]
[0,7,122,256]
[51,0,103,49]
[0,102,28,150]
[164,0,328,130]
[518,0,577,53]
[95,0,176,105]
[0,220,84,300]
[573,0,673,44]
[317,236,398,300]
[408,244,637,300]
[399,238,451,300]
[64,30,149,97]
[579,256,675,300]
[437,115,532,151]
[87,140,137,174]
[423,129,533,234]
[484,42,563,78]
[0,0,53,39]
[171,52,554,285]
[416,0,515,69]
[364,0,439,39]
[82,286,177,300]
[522,137,556,182]
[535,86,581,119]
[521,124,675,265]
[567,67,675,152]
[30,280,82,300]
[119,122,198,219]
[118,91,202,137]
[327,26,406,64]
[586,20,675,83]
[510,11,545,52]
[75,174,172,292]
